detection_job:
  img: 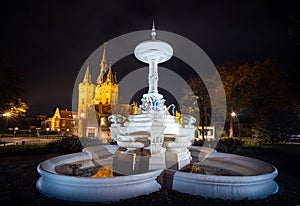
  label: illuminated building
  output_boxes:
[78,43,119,138]
[50,107,76,135]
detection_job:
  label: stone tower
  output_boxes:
[78,63,96,137]
[77,43,119,138]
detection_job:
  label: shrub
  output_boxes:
[215,138,243,153]
[47,136,83,153]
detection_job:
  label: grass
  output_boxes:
[0,142,49,150]
[0,137,83,156]
[0,142,50,156]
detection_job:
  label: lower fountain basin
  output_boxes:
[36,147,162,202]
[164,146,279,200]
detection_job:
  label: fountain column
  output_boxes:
[134,22,173,111]
[148,60,158,94]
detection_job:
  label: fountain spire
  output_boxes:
[134,23,173,112]
[151,21,156,40]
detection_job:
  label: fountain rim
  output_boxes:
[172,165,278,183]
[37,162,164,183]
[38,145,278,180]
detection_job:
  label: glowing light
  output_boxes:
[3,112,12,117]
[231,112,236,117]
[80,112,84,118]
[100,117,105,126]
[92,166,113,178]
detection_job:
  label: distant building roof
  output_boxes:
[59,109,73,119]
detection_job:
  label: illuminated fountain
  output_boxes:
[109,23,196,171]
[36,24,278,202]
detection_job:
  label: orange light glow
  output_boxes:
[92,166,113,178]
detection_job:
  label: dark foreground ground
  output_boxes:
[0,144,300,206]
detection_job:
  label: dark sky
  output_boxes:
[0,0,299,115]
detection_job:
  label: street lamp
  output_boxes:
[1,112,12,135]
[14,127,19,137]
[229,111,240,138]
[2,112,12,117]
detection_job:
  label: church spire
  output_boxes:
[97,42,108,84]
[83,63,92,83]
[113,72,117,84]
[106,61,113,83]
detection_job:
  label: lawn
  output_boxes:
[0,142,299,206]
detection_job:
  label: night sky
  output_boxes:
[0,0,299,115]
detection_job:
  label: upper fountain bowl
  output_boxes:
[134,40,173,64]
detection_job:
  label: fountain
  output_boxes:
[109,23,196,171]
[36,24,278,202]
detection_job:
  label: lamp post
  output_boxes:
[14,127,19,137]
[230,111,240,138]
[46,128,50,137]
[1,112,12,143]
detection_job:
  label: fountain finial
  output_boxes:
[151,21,156,40]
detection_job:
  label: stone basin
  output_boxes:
[163,146,279,200]
[36,145,278,202]
[36,145,163,202]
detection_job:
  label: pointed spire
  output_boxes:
[83,63,92,83]
[97,42,108,84]
[101,42,107,67]
[151,21,156,40]
[106,61,113,83]
[114,72,117,84]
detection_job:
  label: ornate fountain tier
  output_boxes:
[134,22,173,95]
[109,23,196,170]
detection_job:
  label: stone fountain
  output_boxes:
[109,23,196,171]
[36,24,278,202]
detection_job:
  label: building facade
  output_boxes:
[78,43,119,138]
[49,107,76,135]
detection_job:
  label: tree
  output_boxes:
[217,59,297,142]
[0,58,23,107]
[180,76,215,140]
[0,57,28,131]
[7,98,28,117]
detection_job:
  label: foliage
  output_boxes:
[47,136,83,153]
[7,98,28,117]
[251,122,272,143]
[0,59,22,105]
[193,139,204,146]
[0,57,28,122]
[180,74,226,140]
[216,59,297,141]
[187,59,297,142]
[215,138,243,153]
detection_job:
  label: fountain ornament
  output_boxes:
[36,24,278,202]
